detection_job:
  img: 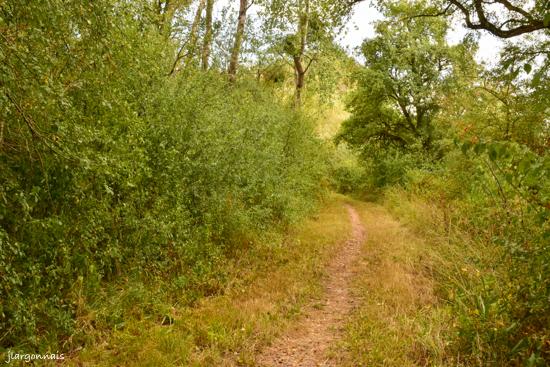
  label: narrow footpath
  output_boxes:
[257,205,365,367]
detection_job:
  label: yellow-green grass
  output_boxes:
[335,200,453,366]
[314,99,350,140]
[336,190,497,366]
[63,193,353,366]
[382,188,509,365]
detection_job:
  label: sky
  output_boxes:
[337,1,505,66]
[214,0,506,66]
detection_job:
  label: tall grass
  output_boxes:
[382,155,549,366]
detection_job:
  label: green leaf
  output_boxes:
[461,141,472,154]
[510,337,527,355]
[518,158,532,174]
[502,58,513,70]
[526,353,538,367]
[488,145,497,161]
[544,13,550,27]
[523,63,532,74]
[474,143,486,155]
[495,143,507,157]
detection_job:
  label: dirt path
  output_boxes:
[256,205,365,367]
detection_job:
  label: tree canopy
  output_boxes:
[338,2,475,154]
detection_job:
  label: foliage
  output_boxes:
[337,1,476,186]
[339,0,550,364]
[2,0,549,364]
[328,145,367,194]
[71,194,353,366]
[395,141,550,365]
[0,0,327,351]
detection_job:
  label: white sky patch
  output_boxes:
[337,2,384,58]
[445,17,504,67]
[338,2,382,54]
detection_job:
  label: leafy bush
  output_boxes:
[0,1,327,351]
[326,143,367,194]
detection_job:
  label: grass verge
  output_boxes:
[335,195,491,366]
[61,193,353,366]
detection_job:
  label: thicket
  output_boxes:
[0,1,327,351]
[337,1,550,364]
[393,144,550,365]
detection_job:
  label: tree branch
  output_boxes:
[448,0,548,38]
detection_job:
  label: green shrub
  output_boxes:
[0,1,327,351]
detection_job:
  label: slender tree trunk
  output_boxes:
[184,0,206,68]
[168,0,206,75]
[201,0,215,70]
[294,57,306,107]
[156,0,193,38]
[293,0,309,107]
[228,0,248,82]
[155,0,172,36]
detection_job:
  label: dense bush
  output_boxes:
[0,1,327,350]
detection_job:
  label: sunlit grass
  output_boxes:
[335,200,456,366]
[315,99,350,140]
[68,194,353,366]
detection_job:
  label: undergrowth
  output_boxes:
[65,194,352,366]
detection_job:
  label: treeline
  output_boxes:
[0,0,335,351]
[336,1,549,365]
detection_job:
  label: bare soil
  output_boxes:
[256,205,365,366]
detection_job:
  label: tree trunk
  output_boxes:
[183,0,206,68]
[293,0,309,107]
[228,0,248,82]
[201,0,215,70]
[155,0,173,36]
[294,57,306,107]
[156,0,193,39]
[168,0,206,74]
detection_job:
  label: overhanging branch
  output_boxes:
[448,0,548,38]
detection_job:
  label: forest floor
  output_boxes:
[71,194,446,366]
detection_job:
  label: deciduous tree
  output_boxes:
[338,2,473,154]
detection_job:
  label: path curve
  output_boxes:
[256,205,365,366]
